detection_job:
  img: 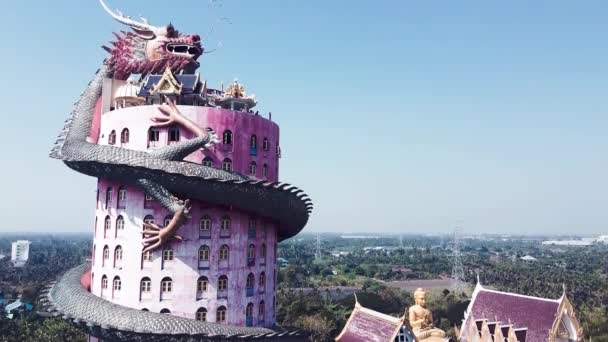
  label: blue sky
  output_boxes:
[1,0,607,235]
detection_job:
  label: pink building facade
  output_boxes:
[90,105,281,327]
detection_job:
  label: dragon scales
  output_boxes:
[45,1,312,339]
[50,1,312,251]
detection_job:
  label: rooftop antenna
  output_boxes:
[450,225,467,295]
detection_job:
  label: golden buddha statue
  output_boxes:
[408,288,446,341]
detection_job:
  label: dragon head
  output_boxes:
[100,0,203,80]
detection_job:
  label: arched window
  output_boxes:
[247,244,256,266]
[198,245,210,269]
[249,161,257,176]
[262,164,268,178]
[196,307,208,322]
[248,218,256,239]
[245,303,254,326]
[140,277,151,300]
[160,308,171,314]
[163,248,174,262]
[199,215,212,238]
[263,137,269,151]
[114,246,123,268]
[202,156,214,167]
[104,216,111,238]
[105,187,113,208]
[220,216,231,237]
[259,272,266,293]
[250,135,257,156]
[246,273,255,297]
[164,215,172,228]
[222,130,233,145]
[120,128,129,144]
[216,306,227,323]
[260,243,267,260]
[222,158,232,172]
[196,276,208,299]
[112,276,121,298]
[218,275,228,298]
[219,245,229,262]
[101,275,108,297]
[168,126,180,143]
[161,277,172,300]
[148,127,160,147]
[117,186,127,208]
[92,244,96,266]
[115,216,125,237]
[141,308,149,312]
[108,130,116,145]
[259,300,265,322]
[199,246,210,261]
[143,215,155,225]
[102,245,110,267]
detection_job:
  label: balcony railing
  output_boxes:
[246,287,254,297]
[199,230,211,239]
[220,144,233,153]
[246,317,253,327]
[250,147,257,156]
[217,290,228,299]
[247,257,255,266]
[220,229,230,238]
[248,228,256,239]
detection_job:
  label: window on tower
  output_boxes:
[202,156,214,167]
[259,300,266,323]
[101,275,108,297]
[216,306,227,323]
[160,277,173,300]
[247,244,256,266]
[246,273,255,297]
[148,127,160,147]
[263,137,269,151]
[112,276,121,299]
[113,245,123,268]
[222,158,233,172]
[199,215,212,238]
[259,272,266,293]
[217,276,228,299]
[196,307,208,322]
[120,128,129,145]
[250,135,257,156]
[168,126,180,144]
[102,245,110,267]
[117,186,127,209]
[249,161,257,177]
[140,277,152,300]
[196,276,209,299]
[105,187,113,209]
[108,130,116,145]
[220,216,231,237]
[222,130,233,145]
[245,303,254,326]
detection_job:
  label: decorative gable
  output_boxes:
[150,67,183,95]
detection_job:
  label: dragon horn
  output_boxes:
[99,0,159,40]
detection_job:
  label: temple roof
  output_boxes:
[461,281,562,342]
[139,70,202,97]
[335,300,411,342]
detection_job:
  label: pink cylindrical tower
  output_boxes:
[90,103,280,327]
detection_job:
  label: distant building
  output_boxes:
[11,240,30,267]
[336,297,416,342]
[519,255,538,262]
[459,279,583,342]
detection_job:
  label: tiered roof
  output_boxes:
[459,279,583,342]
[335,298,415,342]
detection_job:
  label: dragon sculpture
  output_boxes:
[50,0,312,253]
